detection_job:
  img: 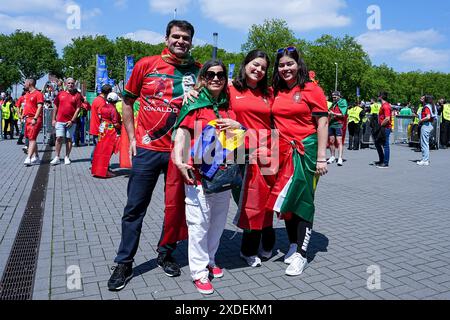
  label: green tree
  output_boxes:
[0,30,59,87]
[191,44,244,78]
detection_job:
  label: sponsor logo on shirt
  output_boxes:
[235,96,246,100]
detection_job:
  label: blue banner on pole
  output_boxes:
[125,56,134,85]
[228,63,235,80]
[96,54,108,93]
[108,78,115,87]
[356,87,360,97]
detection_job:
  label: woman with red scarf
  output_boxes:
[91,92,121,178]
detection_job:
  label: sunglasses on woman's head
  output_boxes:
[205,71,226,81]
[277,46,297,54]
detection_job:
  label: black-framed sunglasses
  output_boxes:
[205,71,227,81]
[277,46,297,54]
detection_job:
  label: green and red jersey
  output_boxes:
[329,98,348,129]
[124,48,201,152]
[272,82,328,143]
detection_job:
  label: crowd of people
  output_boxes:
[1,19,449,296]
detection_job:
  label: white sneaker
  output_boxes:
[284,243,298,264]
[285,253,308,276]
[258,248,272,261]
[24,157,32,166]
[50,156,60,165]
[64,156,71,165]
[417,160,430,166]
[240,252,262,267]
[337,158,343,166]
[31,156,40,165]
[327,156,336,164]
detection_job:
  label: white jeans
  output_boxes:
[184,184,230,281]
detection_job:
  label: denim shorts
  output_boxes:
[55,121,77,139]
[328,127,343,137]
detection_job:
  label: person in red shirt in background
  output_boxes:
[91,92,121,178]
[417,95,436,166]
[89,84,112,162]
[50,78,82,165]
[375,91,392,169]
[23,79,44,166]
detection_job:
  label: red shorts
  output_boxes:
[25,117,42,141]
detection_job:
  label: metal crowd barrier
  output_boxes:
[393,115,415,144]
[407,116,440,149]
[361,114,378,146]
[42,107,54,145]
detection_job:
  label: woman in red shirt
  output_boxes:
[228,50,277,267]
[267,47,329,276]
[91,92,121,178]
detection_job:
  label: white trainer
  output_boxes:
[64,156,71,165]
[285,253,308,276]
[417,160,430,166]
[24,157,32,166]
[327,156,336,164]
[31,156,40,165]
[50,156,60,165]
[284,243,298,264]
[337,158,343,166]
[240,252,262,267]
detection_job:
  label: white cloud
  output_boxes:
[0,0,66,13]
[114,0,128,9]
[123,29,166,44]
[356,29,445,57]
[197,0,350,31]
[149,0,191,15]
[82,7,102,20]
[399,47,450,70]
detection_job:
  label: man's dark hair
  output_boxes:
[378,91,388,101]
[101,84,113,95]
[166,20,194,38]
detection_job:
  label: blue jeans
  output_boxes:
[114,148,174,264]
[420,123,433,162]
[375,128,391,165]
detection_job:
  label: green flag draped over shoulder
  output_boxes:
[174,87,229,130]
[279,134,319,223]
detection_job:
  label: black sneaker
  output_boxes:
[107,263,133,291]
[157,254,181,277]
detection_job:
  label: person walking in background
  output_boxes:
[327,91,348,166]
[50,78,82,166]
[266,46,329,276]
[90,85,112,162]
[375,91,392,169]
[91,92,121,178]
[417,95,436,166]
[347,102,365,150]
[2,96,13,139]
[23,79,44,166]
[438,98,450,149]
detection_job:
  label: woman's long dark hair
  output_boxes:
[272,47,310,96]
[232,50,270,97]
[195,59,228,95]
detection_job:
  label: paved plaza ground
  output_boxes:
[0,137,449,300]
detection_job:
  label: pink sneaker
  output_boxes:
[208,265,224,278]
[193,277,214,295]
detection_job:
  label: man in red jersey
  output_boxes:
[23,79,44,166]
[89,84,112,162]
[107,20,201,291]
[50,78,82,165]
[375,91,392,169]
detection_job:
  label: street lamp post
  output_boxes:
[334,62,338,92]
[212,33,218,59]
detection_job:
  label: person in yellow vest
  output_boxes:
[115,94,123,117]
[370,98,381,115]
[347,102,365,150]
[2,96,13,139]
[11,100,20,137]
[438,98,450,149]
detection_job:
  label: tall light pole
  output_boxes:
[334,62,338,92]
[212,32,218,59]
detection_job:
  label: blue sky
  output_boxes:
[1,0,449,72]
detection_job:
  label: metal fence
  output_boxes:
[393,115,415,144]
[361,114,378,146]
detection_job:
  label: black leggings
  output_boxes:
[285,214,313,258]
[241,226,275,257]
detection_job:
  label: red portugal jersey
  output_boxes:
[54,91,82,122]
[23,90,44,118]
